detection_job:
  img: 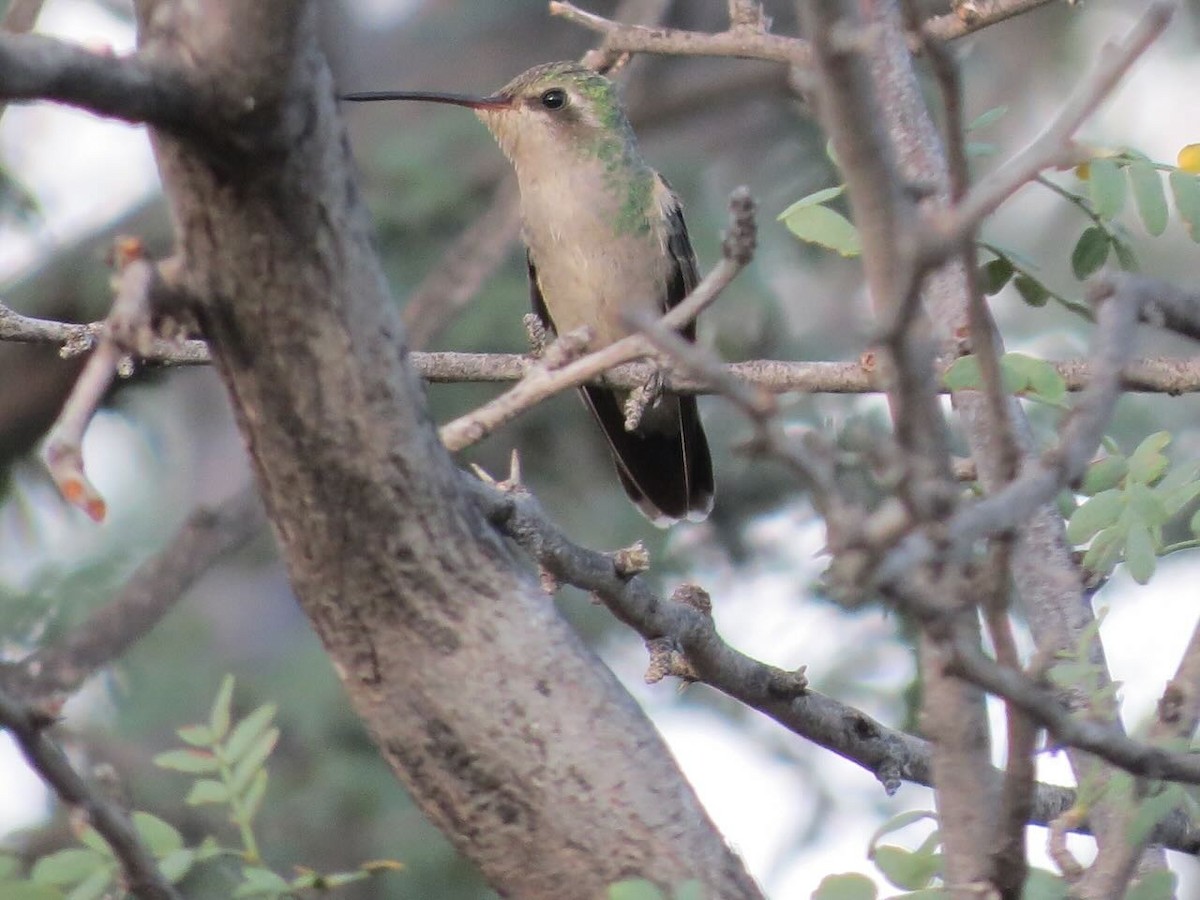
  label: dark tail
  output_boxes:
[581,385,713,526]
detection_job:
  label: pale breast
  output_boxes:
[517,162,670,350]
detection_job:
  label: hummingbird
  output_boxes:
[345,62,714,524]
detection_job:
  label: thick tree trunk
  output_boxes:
[132,2,760,896]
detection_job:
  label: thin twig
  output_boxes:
[922,0,1062,42]
[7,303,1200,394]
[41,243,161,521]
[0,687,182,899]
[6,486,264,701]
[550,1,809,65]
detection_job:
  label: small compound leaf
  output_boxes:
[209,675,236,741]
[1070,226,1110,280]
[132,812,184,858]
[979,257,1014,295]
[1013,274,1049,307]
[224,704,278,764]
[175,724,214,748]
[777,185,845,213]
[1124,521,1157,585]
[872,845,940,891]
[943,356,982,392]
[1169,171,1200,242]
[1088,158,1126,220]
[153,750,219,774]
[1066,490,1124,544]
[31,850,107,886]
[185,779,230,806]
[232,867,290,898]
[1128,160,1168,236]
[607,879,666,900]
[1112,239,1139,272]
[867,810,937,852]
[229,728,279,796]
[812,873,877,900]
[780,202,861,257]
[1128,432,1170,484]
[1125,869,1177,900]
[1081,456,1128,495]
[242,770,269,822]
[1022,868,1068,900]
[158,849,195,884]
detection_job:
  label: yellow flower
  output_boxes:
[1177,143,1200,174]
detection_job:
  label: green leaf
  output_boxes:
[777,185,845,213]
[1128,784,1184,845]
[1003,353,1065,403]
[673,881,705,900]
[1070,226,1110,280]
[31,850,107,886]
[943,356,982,391]
[1128,432,1170,484]
[1112,239,1139,272]
[1081,525,1123,577]
[175,724,215,748]
[185,779,230,806]
[1128,161,1168,235]
[64,867,112,900]
[1126,482,1169,528]
[1189,505,1200,537]
[872,845,939,891]
[979,257,1014,295]
[1022,868,1067,900]
[1162,476,1200,517]
[305,871,369,889]
[1066,490,1124,544]
[966,105,1007,131]
[1124,521,1157,584]
[132,812,184,858]
[1125,869,1177,900]
[868,810,938,853]
[242,770,269,823]
[1080,456,1128,495]
[75,829,110,857]
[232,866,290,898]
[158,849,195,884]
[0,885,65,900]
[812,873,877,900]
[780,202,861,257]
[229,728,279,796]
[1013,274,1049,307]
[209,674,236,741]
[224,704,277,764]
[153,749,219,774]
[1169,170,1200,242]
[607,879,666,900]
[1089,159,1126,220]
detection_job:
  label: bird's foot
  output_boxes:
[623,366,667,431]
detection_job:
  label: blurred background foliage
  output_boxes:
[1,0,1199,896]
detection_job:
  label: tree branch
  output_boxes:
[4,486,264,702]
[0,687,181,900]
[0,31,195,128]
[550,1,809,65]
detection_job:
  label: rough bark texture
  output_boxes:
[131,2,759,897]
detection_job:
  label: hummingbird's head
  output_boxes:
[473,62,636,166]
[342,62,638,172]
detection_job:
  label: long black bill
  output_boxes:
[340,90,510,109]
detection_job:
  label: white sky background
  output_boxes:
[2,1,1200,897]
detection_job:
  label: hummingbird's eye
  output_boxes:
[539,88,568,110]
